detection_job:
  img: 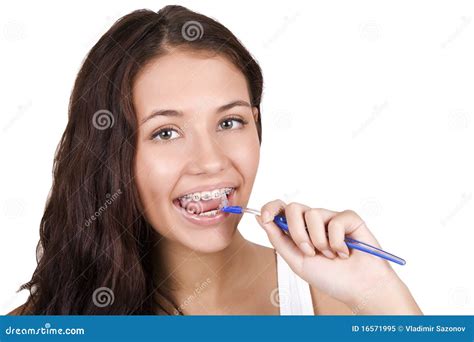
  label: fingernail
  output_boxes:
[299,242,316,256]
[262,211,272,224]
[338,252,349,259]
[322,250,336,259]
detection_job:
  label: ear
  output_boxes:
[252,107,259,122]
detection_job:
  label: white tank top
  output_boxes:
[276,252,315,315]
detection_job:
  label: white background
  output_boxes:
[1,0,473,315]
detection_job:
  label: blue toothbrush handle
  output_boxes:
[273,214,406,266]
[273,215,289,231]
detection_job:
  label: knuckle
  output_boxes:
[356,220,367,229]
[327,219,341,231]
[343,209,359,218]
[268,200,286,215]
[305,208,322,220]
[262,203,277,214]
[260,205,271,217]
[285,202,299,211]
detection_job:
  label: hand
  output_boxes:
[255,200,422,314]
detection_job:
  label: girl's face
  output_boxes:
[133,49,260,253]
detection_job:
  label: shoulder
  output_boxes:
[246,242,278,282]
[247,242,276,259]
[309,286,355,315]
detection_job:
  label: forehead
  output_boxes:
[132,50,250,119]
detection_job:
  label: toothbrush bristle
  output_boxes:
[218,193,229,211]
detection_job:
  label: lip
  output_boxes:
[172,188,237,227]
[174,182,238,200]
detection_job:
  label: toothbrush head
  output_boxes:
[220,206,243,214]
[218,193,229,210]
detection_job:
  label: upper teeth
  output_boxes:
[179,187,234,201]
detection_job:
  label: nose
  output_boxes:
[188,130,230,174]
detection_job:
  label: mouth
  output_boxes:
[172,186,237,226]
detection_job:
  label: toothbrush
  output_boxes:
[220,205,406,266]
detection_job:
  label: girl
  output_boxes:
[10,5,421,315]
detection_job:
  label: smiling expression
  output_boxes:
[133,49,261,252]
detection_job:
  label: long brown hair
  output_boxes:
[17,5,263,314]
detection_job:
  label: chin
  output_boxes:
[175,222,238,254]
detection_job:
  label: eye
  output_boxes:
[151,126,181,142]
[218,116,248,131]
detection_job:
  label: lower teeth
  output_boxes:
[198,209,219,217]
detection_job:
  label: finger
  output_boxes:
[327,210,368,258]
[255,214,304,273]
[304,208,336,259]
[327,221,350,258]
[259,199,287,224]
[312,207,339,223]
[283,202,317,256]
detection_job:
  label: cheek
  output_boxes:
[134,144,187,239]
[134,144,182,213]
[224,130,260,182]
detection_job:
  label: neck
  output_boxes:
[152,230,258,312]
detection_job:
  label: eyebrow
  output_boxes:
[140,100,252,125]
